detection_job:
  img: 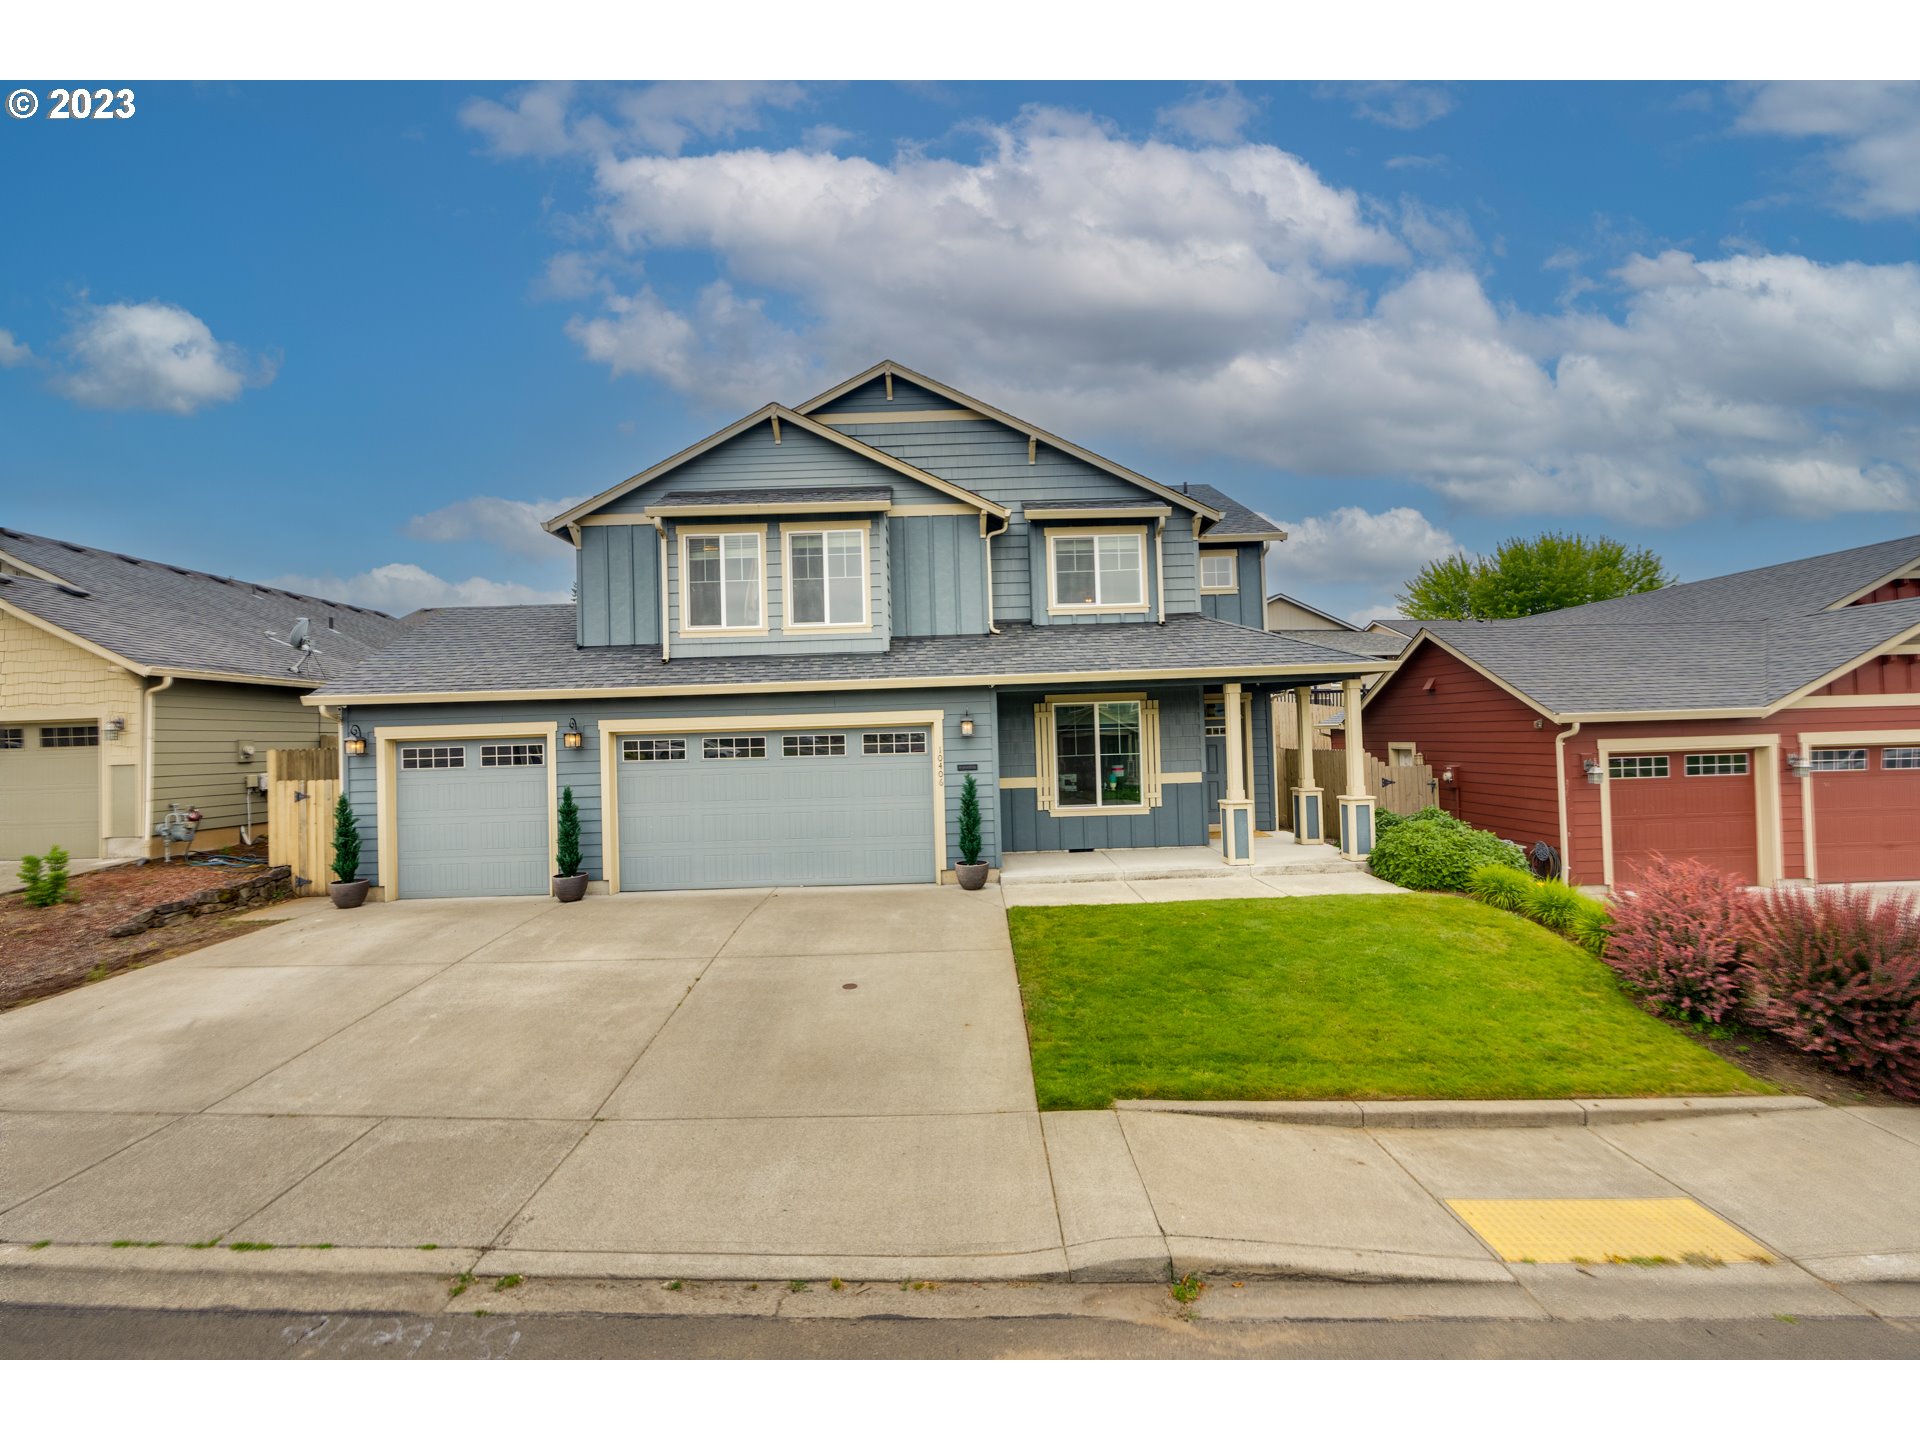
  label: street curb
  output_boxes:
[1164,1238,1516,1286]
[1113,1096,1824,1128]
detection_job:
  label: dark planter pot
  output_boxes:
[328,879,371,909]
[954,861,990,891]
[552,873,589,903]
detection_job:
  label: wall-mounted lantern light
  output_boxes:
[343,724,367,758]
[105,716,126,739]
[1787,753,1812,779]
[1584,758,1604,785]
[563,717,585,750]
[1440,767,1455,784]
[959,712,975,739]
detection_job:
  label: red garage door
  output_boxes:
[1610,750,1759,886]
[1811,745,1920,883]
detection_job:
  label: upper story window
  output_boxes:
[1048,530,1146,612]
[684,530,763,631]
[1199,551,1238,593]
[785,527,868,628]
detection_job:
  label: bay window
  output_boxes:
[786,527,868,627]
[684,531,762,630]
[1048,530,1146,611]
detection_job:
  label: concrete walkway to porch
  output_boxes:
[999,834,1406,906]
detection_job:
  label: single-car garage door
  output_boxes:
[618,726,937,890]
[1610,749,1759,886]
[1810,744,1920,883]
[394,738,549,898]
[0,722,101,859]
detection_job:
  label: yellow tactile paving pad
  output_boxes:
[1447,1197,1773,1265]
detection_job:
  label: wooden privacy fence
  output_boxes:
[1275,743,1437,847]
[267,746,340,895]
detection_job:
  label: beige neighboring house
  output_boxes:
[0,528,408,860]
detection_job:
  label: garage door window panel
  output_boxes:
[0,727,21,749]
[862,731,926,756]
[400,745,464,770]
[1882,747,1920,770]
[786,528,868,628]
[783,733,846,758]
[1810,748,1867,772]
[1609,755,1668,779]
[704,736,767,760]
[684,532,763,630]
[623,738,686,762]
[480,742,544,767]
[1684,753,1749,777]
[39,725,99,748]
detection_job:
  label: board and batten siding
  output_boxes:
[1199,545,1268,630]
[151,679,335,837]
[337,688,1000,885]
[577,522,661,647]
[1360,642,1561,852]
[889,513,989,637]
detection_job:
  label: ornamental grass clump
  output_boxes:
[1367,810,1527,892]
[1519,878,1586,935]
[1602,859,1752,1023]
[1744,886,1920,1101]
[1567,895,1614,958]
[1465,863,1534,913]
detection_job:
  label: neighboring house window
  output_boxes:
[1884,747,1920,770]
[400,745,463,770]
[623,738,686,762]
[862,731,926,756]
[684,531,763,630]
[1199,551,1238,592]
[1048,531,1146,611]
[703,736,767,759]
[39,724,99,748]
[0,727,22,749]
[480,742,544,767]
[1389,742,1417,767]
[786,528,867,628]
[783,733,846,758]
[1809,748,1867,771]
[1684,753,1749,777]
[1203,700,1226,737]
[1608,755,1668,779]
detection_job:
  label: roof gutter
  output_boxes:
[982,511,1009,635]
[143,674,174,834]
[1555,719,1582,885]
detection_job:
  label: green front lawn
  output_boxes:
[1009,894,1770,1110]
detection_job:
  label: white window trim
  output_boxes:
[1199,549,1239,594]
[1032,693,1162,816]
[678,523,768,634]
[780,522,871,632]
[1044,527,1150,615]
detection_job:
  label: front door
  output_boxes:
[1202,695,1227,830]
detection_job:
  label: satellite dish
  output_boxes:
[264,615,322,674]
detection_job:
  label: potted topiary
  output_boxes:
[553,785,588,902]
[328,793,370,908]
[954,774,989,890]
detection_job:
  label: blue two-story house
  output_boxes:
[307,362,1391,898]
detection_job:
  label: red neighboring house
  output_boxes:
[1361,535,1920,890]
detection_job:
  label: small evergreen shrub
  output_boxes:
[556,786,582,878]
[1603,859,1752,1023]
[14,846,72,908]
[330,794,362,884]
[1745,887,1920,1101]
[957,774,983,866]
[1520,878,1586,935]
[1367,815,1526,892]
[1466,863,1534,912]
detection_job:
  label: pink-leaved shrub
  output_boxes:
[1744,886,1920,1101]
[1602,858,1753,1023]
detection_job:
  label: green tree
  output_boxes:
[556,785,582,878]
[330,793,362,883]
[1399,532,1671,621]
[957,774,983,866]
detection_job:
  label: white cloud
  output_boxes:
[1384,153,1447,170]
[483,104,1920,527]
[267,563,569,613]
[51,301,270,415]
[801,123,854,153]
[1156,83,1260,144]
[1270,506,1460,585]
[1705,454,1914,516]
[1327,82,1454,130]
[460,81,806,159]
[1737,81,1920,217]
[0,329,31,367]
[403,496,585,561]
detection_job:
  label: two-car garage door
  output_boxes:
[616,726,937,890]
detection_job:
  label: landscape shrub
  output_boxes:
[1602,859,1752,1023]
[1465,863,1534,912]
[1567,895,1614,957]
[330,794,362,884]
[1745,887,1920,1101]
[958,774,983,866]
[1519,878,1586,935]
[14,845,72,908]
[1368,814,1526,892]
[556,786,582,878]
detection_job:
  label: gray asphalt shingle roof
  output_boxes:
[0,528,411,685]
[1409,533,1920,715]
[1187,484,1287,539]
[311,608,1388,700]
[1272,628,1410,658]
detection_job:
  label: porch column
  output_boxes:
[1289,684,1324,845]
[1338,676,1376,859]
[1219,681,1254,865]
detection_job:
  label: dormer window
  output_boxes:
[1047,530,1146,613]
[785,526,868,628]
[683,529,764,631]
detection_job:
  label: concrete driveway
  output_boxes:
[0,887,1063,1277]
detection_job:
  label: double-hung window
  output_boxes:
[1049,531,1145,611]
[786,527,867,628]
[684,531,762,630]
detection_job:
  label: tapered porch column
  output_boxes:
[1338,676,1377,859]
[1219,681,1254,865]
[1289,683,1325,845]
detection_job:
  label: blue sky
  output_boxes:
[3,79,1918,622]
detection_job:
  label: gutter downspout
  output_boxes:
[1154,517,1166,625]
[982,512,1008,635]
[1555,719,1582,885]
[653,517,671,663]
[143,674,174,852]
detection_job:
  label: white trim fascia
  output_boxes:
[1821,555,1920,611]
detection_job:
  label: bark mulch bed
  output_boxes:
[1657,1011,1904,1106]
[1,850,297,1011]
